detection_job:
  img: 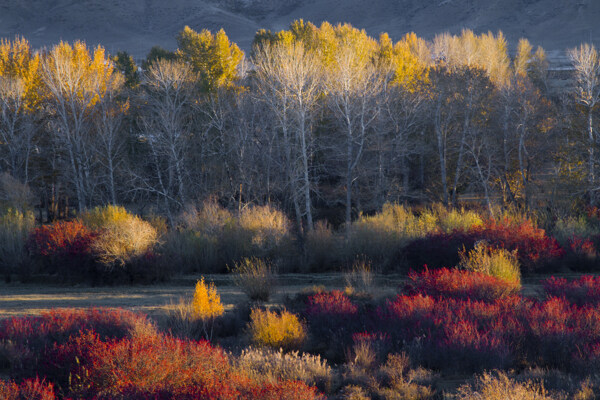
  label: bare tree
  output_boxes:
[137,59,196,221]
[325,36,384,234]
[568,43,600,205]
[94,72,126,205]
[253,41,321,232]
[0,77,35,183]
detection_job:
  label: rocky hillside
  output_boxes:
[0,0,598,62]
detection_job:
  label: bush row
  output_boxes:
[299,270,600,373]
[8,202,600,282]
[0,308,322,400]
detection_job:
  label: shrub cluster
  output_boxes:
[543,275,600,306]
[405,217,564,273]
[163,199,294,273]
[26,205,161,283]
[299,269,600,373]
[248,308,306,351]
[404,267,520,302]
[0,309,322,400]
[0,378,55,400]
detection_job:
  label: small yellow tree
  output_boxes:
[192,277,225,340]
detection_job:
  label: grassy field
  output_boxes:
[0,273,568,318]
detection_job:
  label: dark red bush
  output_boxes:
[405,268,520,302]
[28,220,97,259]
[543,275,600,306]
[305,290,358,318]
[404,218,564,273]
[27,221,98,280]
[0,308,153,383]
[0,378,55,400]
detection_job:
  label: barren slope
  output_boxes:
[0,0,598,61]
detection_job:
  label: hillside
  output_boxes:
[0,0,599,62]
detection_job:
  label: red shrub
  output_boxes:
[543,275,600,306]
[379,294,518,370]
[305,290,358,318]
[405,268,520,302]
[27,221,98,280]
[28,220,97,259]
[0,308,154,383]
[63,332,322,400]
[404,218,564,272]
[0,378,55,400]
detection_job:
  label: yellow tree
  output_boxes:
[42,41,120,211]
[323,24,385,234]
[176,26,244,92]
[0,37,41,182]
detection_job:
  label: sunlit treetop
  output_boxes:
[378,32,430,92]
[0,36,42,111]
[42,41,117,108]
[176,26,244,92]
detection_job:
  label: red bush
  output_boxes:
[404,218,564,273]
[543,275,600,306]
[0,378,55,400]
[28,220,97,259]
[0,308,154,383]
[62,332,322,400]
[405,268,520,302]
[0,308,323,400]
[305,290,358,318]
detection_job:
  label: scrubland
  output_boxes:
[3,203,600,399]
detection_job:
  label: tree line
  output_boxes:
[0,20,598,230]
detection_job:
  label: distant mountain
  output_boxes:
[0,0,598,63]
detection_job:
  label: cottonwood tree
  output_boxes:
[137,59,196,222]
[94,71,127,205]
[375,33,430,202]
[253,40,321,232]
[42,41,116,211]
[568,43,600,205]
[324,24,384,234]
[0,37,40,184]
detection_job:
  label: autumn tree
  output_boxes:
[42,41,118,211]
[0,37,41,184]
[322,24,385,233]
[176,26,244,92]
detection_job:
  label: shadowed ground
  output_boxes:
[0,273,580,319]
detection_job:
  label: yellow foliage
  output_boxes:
[192,277,224,321]
[459,241,521,284]
[239,205,290,249]
[43,41,116,107]
[176,26,244,91]
[248,308,306,350]
[379,32,430,91]
[0,36,42,110]
[81,204,130,229]
[82,205,158,267]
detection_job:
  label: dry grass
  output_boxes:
[0,209,34,278]
[232,258,277,301]
[455,371,553,400]
[236,347,333,392]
